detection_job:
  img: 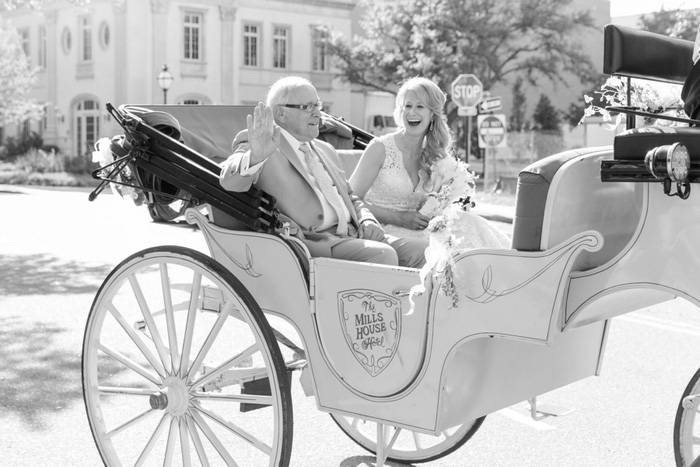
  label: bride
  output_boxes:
[349,76,510,252]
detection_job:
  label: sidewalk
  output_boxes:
[473,201,515,224]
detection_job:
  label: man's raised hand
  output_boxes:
[247,102,280,165]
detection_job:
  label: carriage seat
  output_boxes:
[336,149,363,175]
[511,146,643,271]
[614,125,700,160]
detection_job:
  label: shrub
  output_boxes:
[2,132,44,161]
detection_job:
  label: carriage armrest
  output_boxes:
[604,24,694,84]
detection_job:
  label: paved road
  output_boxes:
[2,185,700,467]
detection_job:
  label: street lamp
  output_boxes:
[156,64,174,104]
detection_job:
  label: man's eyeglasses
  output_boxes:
[281,101,323,113]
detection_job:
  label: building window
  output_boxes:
[99,21,110,50]
[38,26,47,68]
[18,28,30,62]
[75,99,100,157]
[183,12,202,60]
[312,27,328,72]
[79,16,92,62]
[272,26,289,69]
[182,99,201,105]
[243,23,259,67]
[61,27,71,54]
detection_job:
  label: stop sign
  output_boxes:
[451,74,483,108]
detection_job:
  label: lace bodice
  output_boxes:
[364,134,428,212]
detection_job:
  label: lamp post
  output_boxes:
[156,64,174,104]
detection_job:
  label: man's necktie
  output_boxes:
[299,142,349,235]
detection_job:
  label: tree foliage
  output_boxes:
[509,76,528,132]
[532,94,561,132]
[1,0,90,10]
[0,20,43,126]
[319,0,597,96]
[638,7,700,41]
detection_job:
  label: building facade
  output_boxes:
[2,0,623,159]
[2,0,356,157]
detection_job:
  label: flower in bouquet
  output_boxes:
[409,156,477,311]
[580,76,685,129]
[92,137,146,206]
[419,156,477,217]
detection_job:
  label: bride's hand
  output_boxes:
[400,211,431,230]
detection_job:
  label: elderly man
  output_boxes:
[219,76,426,268]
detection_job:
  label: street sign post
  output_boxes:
[451,74,483,163]
[477,113,507,192]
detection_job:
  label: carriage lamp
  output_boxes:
[156,64,174,104]
[645,142,691,199]
[645,142,690,182]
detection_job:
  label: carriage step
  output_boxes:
[527,397,575,421]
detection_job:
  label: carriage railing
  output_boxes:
[91,103,281,233]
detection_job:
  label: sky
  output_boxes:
[610,0,699,17]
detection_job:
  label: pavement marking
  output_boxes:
[495,407,557,431]
[618,312,700,337]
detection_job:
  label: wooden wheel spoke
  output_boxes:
[98,343,161,385]
[98,386,154,396]
[179,417,192,467]
[134,413,169,467]
[164,416,178,465]
[160,263,181,375]
[129,274,171,372]
[185,413,212,467]
[193,392,273,406]
[186,299,234,382]
[191,344,260,388]
[412,430,424,449]
[107,303,167,379]
[189,409,241,466]
[105,407,157,439]
[193,402,273,456]
[180,272,202,378]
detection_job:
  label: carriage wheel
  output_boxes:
[330,413,485,463]
[674,366,700,466]
[82,246,292,467]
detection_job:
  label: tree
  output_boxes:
[532,94,561,133]
[1,0,90,10]
[319,0,597,97]
[0,20,43,126]
[638,7,700,41]
[509,76,527,132]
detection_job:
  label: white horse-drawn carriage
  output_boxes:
[82,25,700,466]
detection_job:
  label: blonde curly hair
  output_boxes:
[393,77,454,190]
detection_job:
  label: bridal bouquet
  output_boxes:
[410,157,477,310]
[580,76,685,129]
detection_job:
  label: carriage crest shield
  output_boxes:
[338,290,402,376]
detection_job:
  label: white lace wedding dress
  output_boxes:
[364,134,510,250]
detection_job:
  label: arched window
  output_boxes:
[74,99,100,157]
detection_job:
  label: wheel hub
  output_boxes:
[150,376,190,416]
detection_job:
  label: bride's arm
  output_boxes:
[349,139,384,197]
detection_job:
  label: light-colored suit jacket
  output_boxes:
[220,130,378,257]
